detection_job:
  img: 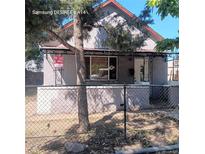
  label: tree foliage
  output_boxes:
[104,7,154,52]
[147,0,179,20]
[25,0,65,62]
[146,0,179,52]
[25,0,101,61]
[104,23,146,51]
[155,37,178,51]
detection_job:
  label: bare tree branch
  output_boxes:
[47,29,79,53]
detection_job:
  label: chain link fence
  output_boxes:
[25,84,179,154]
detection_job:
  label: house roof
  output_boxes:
[62,0,164,41]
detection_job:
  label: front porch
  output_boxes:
[41,47,171,86]
[37,48,179,115]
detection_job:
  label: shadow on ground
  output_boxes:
[38,111,178,154]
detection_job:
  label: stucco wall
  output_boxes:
[63,55,77,84]
[43,54,77,85]
[37,85,151,115]
[36,85,178,115]
[43,54,55,85]
[152,57,168,85]
[150,57,168,99]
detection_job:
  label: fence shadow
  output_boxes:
[40,111,124,153]
[40,111,176,153]
[39,110,179,153]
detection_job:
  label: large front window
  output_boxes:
[85,56,117,80]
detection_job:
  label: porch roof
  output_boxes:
[40,47,178,57]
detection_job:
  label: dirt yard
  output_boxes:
[26,110,178,154]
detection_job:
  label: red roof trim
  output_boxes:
[62,0,163,41]
[98,0,112,9]
[144,25,163,41]
[111,0,163,41]
[111,0,134,18]
[61,22,74,31]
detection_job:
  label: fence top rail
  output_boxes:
[25,84,179,88]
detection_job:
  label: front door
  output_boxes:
[134,57,149,83]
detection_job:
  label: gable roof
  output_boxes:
[62,0,163,41]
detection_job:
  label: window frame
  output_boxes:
[85,55,118,81]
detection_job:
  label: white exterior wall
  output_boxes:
[43,54,55,85]
[37,85,151,115]
[150,57,168,99]
[63,55,77,84]
[141,38,157,50]
[43,54,77,85]
[152,57,168,85]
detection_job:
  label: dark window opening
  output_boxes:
[85,56,117,81]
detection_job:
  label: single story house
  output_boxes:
[36,0,178,114]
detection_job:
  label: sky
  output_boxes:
[116,0,179,39]
[63,0,179,39]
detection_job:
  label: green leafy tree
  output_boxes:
[146,0,179,51]
[104,7,153,52]
[147,0,178,19]
[26,0,101,132]
[104,23,146,51]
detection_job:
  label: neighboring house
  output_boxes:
[41,0,168,86]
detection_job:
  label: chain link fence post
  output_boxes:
[123,84,127,140]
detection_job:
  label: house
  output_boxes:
[41,0,168,86]
[37,0,178,114]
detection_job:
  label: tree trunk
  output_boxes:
[46,15,90,133]
[47,19,90,133]
[74,14,90,133]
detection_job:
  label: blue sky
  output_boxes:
[117,0,179,39]
[63,0,179,39]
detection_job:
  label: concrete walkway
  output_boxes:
[115,144,179,154]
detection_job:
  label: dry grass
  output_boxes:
[25,91,178,153]
[26,110,178,154]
